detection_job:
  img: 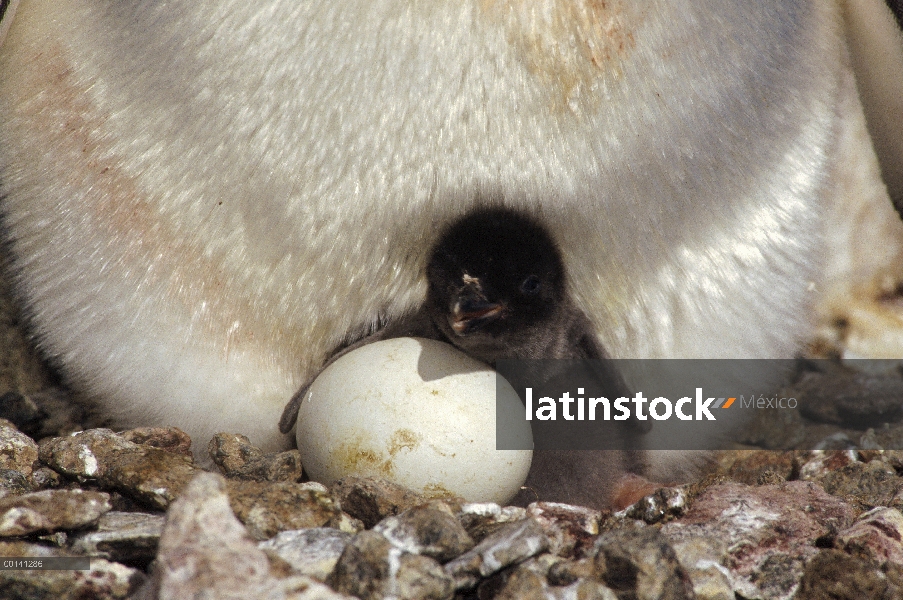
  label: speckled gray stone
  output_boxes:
[373,504,474,563]
[444,518,550,590]
[456,502,527,542]
[259,528,353,581]
[592,528,695,600]
[331,476,431,529]
[328,529,454,600]
[527,502,604,557]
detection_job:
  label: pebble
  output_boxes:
[726,449,800,485]
[456,502,528,541]
[811,457,903,511]
[486,554,618,600]
[0,421,38,476]
[0,489,111,536]
[209,432,303,482]
[798,449,859,479]
[227,479,346,540]
[0,468,32,497]
[328,529,455,600]
[794,549,903,600]
[121,427,193,458]
[836,507,903,566]
[526,501,604,557]
[622,486,687,525]
[592,528,695,599]
[373,504,475,562]
[330,476,434,528]
[258,527,352,581]
[70,511,165,566]
[444,517,550,590]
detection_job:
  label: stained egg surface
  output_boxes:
[295,337,533,504]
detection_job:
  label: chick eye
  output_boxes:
[520,275,541,295]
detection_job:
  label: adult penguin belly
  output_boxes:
[0,0,901,458]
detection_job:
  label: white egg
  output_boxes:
[295,337,533,504]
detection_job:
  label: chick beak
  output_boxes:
[450,285,505,335]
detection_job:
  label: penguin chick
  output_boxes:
[280,206,632,433]
[423,206,606,363]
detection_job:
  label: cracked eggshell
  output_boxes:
[295,337,533,504]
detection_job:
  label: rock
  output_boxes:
[0,468,32,497]
[281,575,356,600]
[120,427,193,458]
[29,467,62,490]
[38,428,160,479]
[456,502,527,542]
[798,450,859,479]
[622,487,688,525]
[547,557,596,586]
[331,476,430,529]
[662,536,735,600]
[71,511,165,566]
[0,541,144,599]
[328,529,455,600]
[140,471,289,600]
[794,549,903,600]
[38,429,199,510]
[813,459,903,511]
[526,502,604,557]
[0,489,111,536]
[373,504,475,563]
[592,528,695,600]
[209,433,262,472]
[444,518,550,590]
[259,528,353,581]
[0,421,38,475]
[660,481,856,600]
[209,432,304,483]
[226,479,345,540]
[836,507,903,566]
[726,450,799,485]
[485,555,618,600]
[875,450,903,471]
